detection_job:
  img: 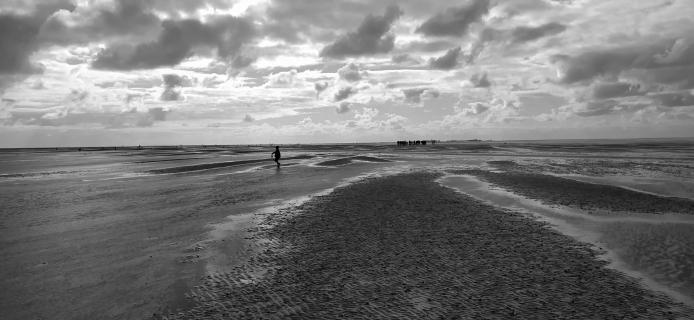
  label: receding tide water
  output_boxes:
[1,139,693,319]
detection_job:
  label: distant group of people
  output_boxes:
[396,140,437,146]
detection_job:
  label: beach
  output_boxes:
[1,140,694,319]
[165,171,691,319]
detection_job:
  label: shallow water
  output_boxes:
[1,140,693,319]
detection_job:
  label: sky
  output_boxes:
[0,0,693,147]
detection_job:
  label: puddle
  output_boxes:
[438,174,694,307]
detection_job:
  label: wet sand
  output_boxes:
[456,169,694,215]
[164,172,692,319]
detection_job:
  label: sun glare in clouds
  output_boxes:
[0,0,692,147]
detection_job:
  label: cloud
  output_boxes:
[265,69,301,88]
[160,74,186,101]
[320,5,402,58]
[392,54,420,65]
[416,0,490,37]
[337,63,365,82]
[511,22,567,43]
[92,16,255,70]
[314,81,329,98]
[38,0,159,46]
[590,82,642,99]
[148,107,169,121]
[0,2,75,91]
[651,91,694,107]
[429,47,461,69]
[463,102,491,115]
[336,101,351,114]
[334,86,357,101]
[553,38,694,85]
[231,55,256,69]
[243,114,255,122]
[402,88,440,103]
[470,72,491,87]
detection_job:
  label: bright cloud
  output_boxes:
[1,0,693,146]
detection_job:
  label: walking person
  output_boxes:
[271,146,281,168]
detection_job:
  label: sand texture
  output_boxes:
[456,169,694,215]
[316,155,392,166]
[162,172,691,319]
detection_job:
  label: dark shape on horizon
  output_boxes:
[271,146,281,168]
[396,140,436,146]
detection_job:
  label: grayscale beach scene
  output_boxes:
[2,0,694,318]
[1,140,694,319]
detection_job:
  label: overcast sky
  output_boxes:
[1,0,693,147]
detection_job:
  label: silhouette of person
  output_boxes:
[271,146,281,168]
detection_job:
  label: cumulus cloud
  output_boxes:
[416,0,490,37]
[267,70,297,87]
[160,74,186,101]
[470,72,491,87]
[0,2,75,91]
[429,47,461,69]
[314,81,329,98]
[462,102,491,115]
[336,101,351,114]
[334,86,357,101]
[553,38,694,86]
[337,63,365,82]
[92,16,255,70]
[402,88,440,104]
[38,0,159,46]
[511,22,567,43]
[320,5,402,58]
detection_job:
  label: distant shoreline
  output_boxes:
[2,136,694,151]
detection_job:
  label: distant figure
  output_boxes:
[271,146,281,168]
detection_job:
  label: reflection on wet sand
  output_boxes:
[439,174,694,306]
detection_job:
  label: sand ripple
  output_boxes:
[161,172,692,319]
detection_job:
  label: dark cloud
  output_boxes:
[553,38,694,85]
[92,16,255,70]
[651,92,694,107]
[399,39,459,52]
[231,55,256,69]
[511,22,567,43]
[416,0,490,37]
[470,72,491,87]
[264,0,379,43]
[402,88,440,103]
[429,47,461,70]
[336,101,351,114]
[320,5,402,58]
[334,86,357,101]
[0,2,74,78]
[160,74,187,101]
[39,0,159,45]
[591,82,642,99]
[243,114,255,122]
